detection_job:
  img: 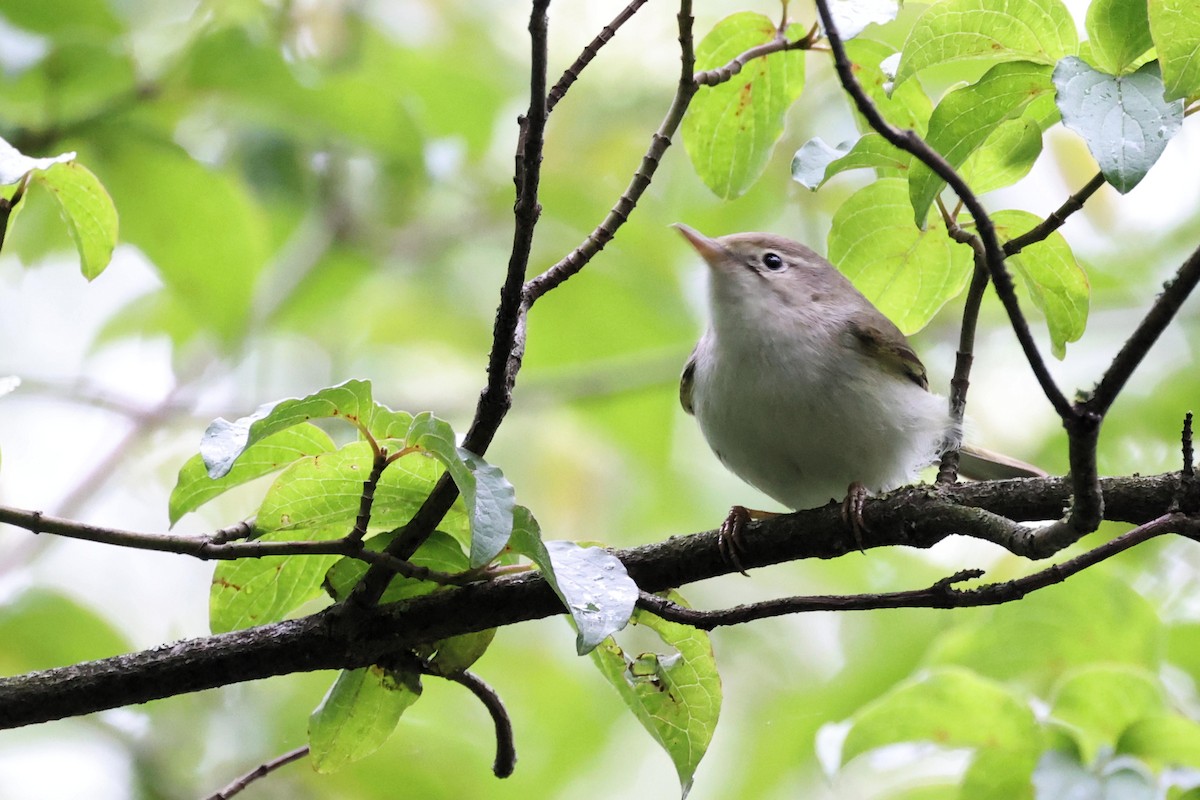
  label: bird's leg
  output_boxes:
[840,481,871,552]
[718,505,777,576]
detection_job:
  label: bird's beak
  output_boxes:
[673,223,726,265]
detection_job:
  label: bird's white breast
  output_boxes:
[689,315,951,511]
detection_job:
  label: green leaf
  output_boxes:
[590,591,721,797]
[209,526,345,634]
[909,61,1056,224]
[1087,0,1154,74]
[682,14,806,199]
[1117,714,1200,768]
[992,209,1089,358]
[1050,665,1164,763]
[896,0,1078,85]
[29,162,118,280]
[791,133,909,190]
[827,178,973,334]
[309,664,422,773]
[845,39,933,134]
[1149,0,1200,101]
[957,118,1046,196]
[170,423,336,526]
[201,380,377,478]
[843,668,1041,800]
[509,506,639,655]
[1053,58,1184,194]
[404,413,514,568]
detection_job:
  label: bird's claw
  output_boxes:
[840,481,871,552]
[718,505,752,577]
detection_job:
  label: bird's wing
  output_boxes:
[847,318,929,391]
[680,348,698,415]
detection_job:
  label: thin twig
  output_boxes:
[0,505,476,585]
[523,0,698,303]
[692,33,812,86]
[1184,412,1195,478]
[204,745,309,800]
[936,201,988,484]
[636,513,1191,629]
[1090,241,1200,414]
[1003,171,1106,257]
[347,447,390,545]
[547,0,649,112]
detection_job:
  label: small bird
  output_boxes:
[675,224,1042,560]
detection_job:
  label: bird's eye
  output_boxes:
[762,252,785,271]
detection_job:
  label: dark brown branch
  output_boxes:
[1090,241,1200,414]
[812,0,1072,420]
[352,1,552,603]
[636,513,1194,628]
[1003,171,1106,257]
[205,746,309,800]
[546,0,649,112]
[0,472,1195,731]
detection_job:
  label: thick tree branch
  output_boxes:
[1,472,1195,731]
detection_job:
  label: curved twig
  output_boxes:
[437,668,516,778]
